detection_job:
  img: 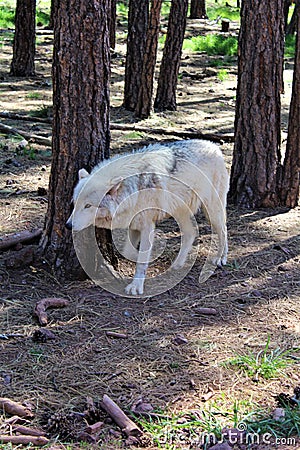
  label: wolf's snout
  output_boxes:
[65,220,73,230]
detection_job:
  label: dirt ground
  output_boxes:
[0,18,299,450]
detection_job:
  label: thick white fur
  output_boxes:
[67,140,229,295]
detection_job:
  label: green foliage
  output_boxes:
[225,337,297,380]
[246,405,300,438]
[0,6,14,28]
[217,68,229,81]
[183,34,238,56]
[207,4,240,22]
[0,5,50,28]
[285,34,296,58]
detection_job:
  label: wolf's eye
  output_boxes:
[84,204,92,209]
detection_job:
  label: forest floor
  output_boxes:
[0,17,300,450]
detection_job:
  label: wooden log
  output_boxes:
[0,398,34,418]
[0,122,51,146]
[101,394,143,438]
[34,297,70,326]
[0,435,49,445]
[0,229,42,251]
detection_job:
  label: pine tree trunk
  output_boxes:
[123,0,149,111]
[135,0,163,119]
[109,0,117,49]
[280,0,300,207]
[229,0,285,208]
[190,0,208,19]
[40,0,111,277]
[10,0,36,77]
[154,0,188,112]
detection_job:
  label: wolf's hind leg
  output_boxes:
[123,227,140,261]
[171,214,197,270]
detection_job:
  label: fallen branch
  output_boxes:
[0,111,51,124]
[0,435,49,445]
[11,425,46,437]
[0,114,234,144]
[34,297,70,326]
[0,229,42,251]
[110,123,234,143]
[101,394,143,438]
[0,398,34,418]
[0,122,51,146]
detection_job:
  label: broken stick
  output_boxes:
[101,394,143,438]
[0,435,49,445]
[0,122,51,146]
[34,297,70,326]
[0,398,34,418]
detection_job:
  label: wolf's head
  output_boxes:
[66,168,122,231]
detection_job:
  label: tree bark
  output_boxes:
[190,0,208,19]
[123,0,149,111]
[10,0,36,77]
[229,0,285,208]
[135,0,163,118]
[154,0,189,112]
[280,0,300,207]
[40,0,111,276]
[109,0,117,49]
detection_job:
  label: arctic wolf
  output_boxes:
[66,140,229,295]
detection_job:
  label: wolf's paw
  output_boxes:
[210,254,227,267]
[125,279,144,296]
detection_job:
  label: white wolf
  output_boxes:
[66,140,229,295]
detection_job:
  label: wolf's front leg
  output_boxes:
[125,223,155,296]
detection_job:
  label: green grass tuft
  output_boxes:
[183,34,238,56]
[225,337,297,380]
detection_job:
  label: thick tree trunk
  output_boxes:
[229,0,285,208]
[10,0,36,77]
[123,0,149,111]
[190,0,208,19]
[154,0,188,112]
[135,0,163,119]
[280,0,300,207]
[40,0,111,276]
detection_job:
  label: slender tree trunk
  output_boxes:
[190,0,208,19]
[10,0,36,76]
[135,0,163,119]
[40,0,111,276]
[123,0,149,111]
[280,0,300,207]
[229,0,285,208]
[154,0,188,112]
[109,0,117,49]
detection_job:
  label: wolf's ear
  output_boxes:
[109,177,123,197]
[78,168,89,180]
